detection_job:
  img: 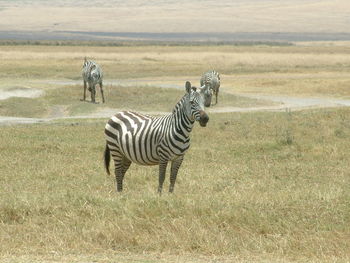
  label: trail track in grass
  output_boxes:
[1,79,350,125]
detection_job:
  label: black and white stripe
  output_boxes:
[200,70,220,106]
[81,58,105,103]
[104,81,209,193]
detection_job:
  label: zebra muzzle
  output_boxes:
[199,110,209,127]
[204,100,212,108]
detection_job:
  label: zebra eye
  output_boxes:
[190,101,194,105]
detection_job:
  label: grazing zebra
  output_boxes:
[81,58,105,103]
[200,70,220,106]
[104,81,209,193]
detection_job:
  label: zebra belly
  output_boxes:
[107,142,160,166]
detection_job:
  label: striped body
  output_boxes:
[104,81,209,193]
[105,111,191,166]
[200,70,220,106]
[81,58,105,103]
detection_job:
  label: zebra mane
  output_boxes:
[172,94,187,114]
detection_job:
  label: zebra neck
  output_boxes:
[172,98,194,136]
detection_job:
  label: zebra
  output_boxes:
[200,70,220,106]
[81,57,105,103]
[104,81,209,194]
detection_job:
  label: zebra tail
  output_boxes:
[104,143,111,175]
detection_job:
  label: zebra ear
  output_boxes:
[191,87,197,92]
[185,81,191,93]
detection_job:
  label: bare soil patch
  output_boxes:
[0,86,43,100]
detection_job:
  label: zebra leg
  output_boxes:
[114,158,131,192]
[81,80,87,101]
[121,158,131,180]
[100,81,105,103]
[114,159,123,192]
[215,88,219,105]
[91,86,96,103]
[158,160,168,194]
[169,156,184,193]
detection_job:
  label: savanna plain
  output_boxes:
[0,43,350,262]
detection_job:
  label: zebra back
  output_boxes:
[200,70,220,89]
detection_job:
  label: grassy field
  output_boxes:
[1,44,350,101]
[1,43,350,262]
[1,108,350,262]
[0,85,272,118]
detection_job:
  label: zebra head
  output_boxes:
[199,84,213,107]
[185,81,209,127]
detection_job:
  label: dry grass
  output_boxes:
[1,43,350,262]
[0,44,349,112]
[0,108,350,262]
[1,44,350,98]
[227,73,350,98]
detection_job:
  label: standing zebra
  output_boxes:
[200,70,220,106]
[81,57,105,103]
[104,81,209,193]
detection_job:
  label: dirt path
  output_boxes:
[0,86,43,100]
[1,80,350,125]
[227,93,350,112]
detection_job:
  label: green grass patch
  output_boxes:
[0,85,273,118]
[0,97,47,118]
